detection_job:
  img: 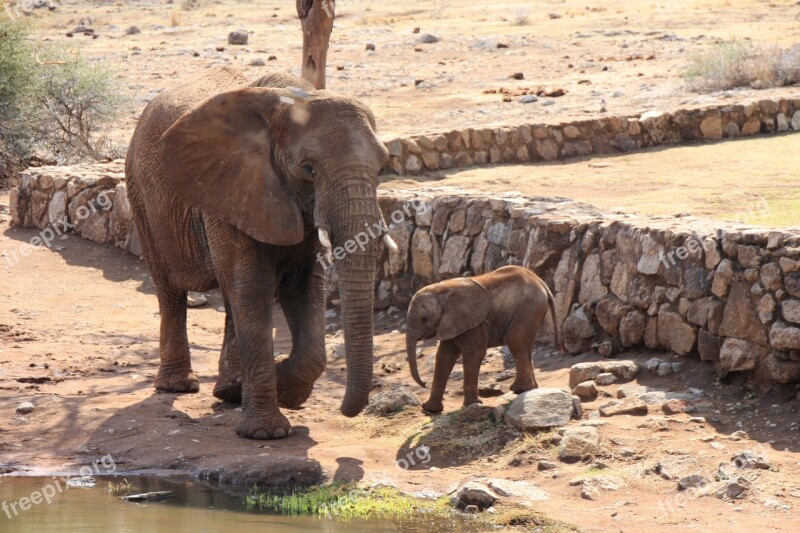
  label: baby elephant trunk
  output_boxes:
[406,335,426,388]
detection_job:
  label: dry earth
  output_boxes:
[2,193,800,532]
[23,0,800,140]
[3,0,800,531]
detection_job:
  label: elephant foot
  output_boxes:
[155,367,200,393]
[236,409,293,440]
[213,377,242,403]
[422,399,444,413]
[462,396,483,407]
[510,381,537,395]
[276,357,316,409]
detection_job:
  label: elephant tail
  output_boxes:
[545,284,564,353]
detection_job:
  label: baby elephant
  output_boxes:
[405,265,561,413]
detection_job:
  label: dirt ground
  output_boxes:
[25,0,800,141]
[4,1,800,531]
[381,134,800,228]
[2,193,800,532]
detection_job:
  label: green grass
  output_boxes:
[245,482,579,531]
[246,482,451,521]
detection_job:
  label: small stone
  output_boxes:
[455,481,496,510]
[228,30,248,45]
[365,42,376,51]
[572,381,598,401]
[505,388,576,430]
[599,397,648,417]
[187,292,208,308]
[364,386,420,416]
[418,33,439,44]
[509,72,524,80]
[559,426,601,462]
[538,461,558,471]
[519,95,538,104]
[731,450,771,470]
[662,399,690,415]
[595,372,616,385]
[125,26,141,35]
[716,478,750,500]
[15,402,34,415]
[248,58,265,67]
[678,474,709,491]
[478,382,504,397]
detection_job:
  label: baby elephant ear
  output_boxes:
[161,87,304,246]
[436,279,491,341]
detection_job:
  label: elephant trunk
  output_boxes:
[325,181,380,417]
[406,333,426,388]
[297,0,334,90]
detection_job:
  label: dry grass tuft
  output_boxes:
[684,39,800,92]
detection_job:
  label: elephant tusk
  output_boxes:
[318,228,332,250]
[383,234,399,253]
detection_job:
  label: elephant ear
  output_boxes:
[160,87,304,246]
[436,279,491,341]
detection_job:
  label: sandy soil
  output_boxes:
[24,0,800,140]
[381,134,800,228]
[2,193,800,532]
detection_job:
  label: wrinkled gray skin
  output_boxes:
[405,266,561,413]
[125,67,389,439]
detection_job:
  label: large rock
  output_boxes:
[719,278,768,344]
[483,478,549,505]
[563,305,597,354]
[411,229,435,279]
[559,426,601,462]
[504,388,576,430]
[657,308,696,355]
[781,300,800,325]
[761,352,800,383]
[439,235,470,275]
[578,254,608,303]
[619,309,645,347]
[227,30,248,45]
[769,321,800,351]
[719,338,766,372]
[637,235,663,275]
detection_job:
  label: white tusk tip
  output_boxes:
[318,228,332,250]
[383,234,399,252]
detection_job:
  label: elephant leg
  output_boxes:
[507,330,538,394]
[153,285,199,393]
[422,340,460,413]
[456,325,489,407]
[276,264,326,409]
[212,302,242,403]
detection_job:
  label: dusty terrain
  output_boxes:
[23,0,800,140]
[4,1,800,531]
[2,194,800,532]
[382,134,800,228]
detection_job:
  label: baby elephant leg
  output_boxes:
[455,325,490,407]
[422,340,460,413]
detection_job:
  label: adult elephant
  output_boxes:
[125,67,393,439]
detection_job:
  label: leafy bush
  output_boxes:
[0,16,123,173]
[684,39,800,92]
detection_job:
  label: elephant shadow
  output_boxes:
[81,391,324,488]
[394,404,518,471]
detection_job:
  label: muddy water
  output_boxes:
[0,477,410,532]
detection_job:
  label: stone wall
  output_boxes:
[9,97,800,390]
[382,98,800,175]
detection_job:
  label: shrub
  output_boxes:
[684,39,800,92]
[0,16,123,174]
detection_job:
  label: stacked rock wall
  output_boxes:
[382,98,800,174]
[9,97,800,390]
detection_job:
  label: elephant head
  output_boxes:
[297,0,335,89]
[405,279,490,388]
[160,86,389,417]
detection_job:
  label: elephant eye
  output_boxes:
[302,163,316,177]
